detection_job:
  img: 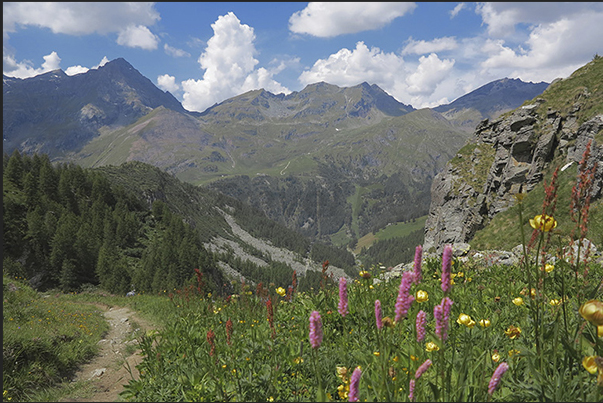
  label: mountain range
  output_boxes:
[3,57,550,255]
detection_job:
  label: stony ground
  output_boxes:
[60,304,155,402]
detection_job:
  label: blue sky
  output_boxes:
[4,2,603,113]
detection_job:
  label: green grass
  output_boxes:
[354,216,427,254]
[2,275,110,402]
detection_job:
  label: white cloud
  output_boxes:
[475,3,603,38]
[297,41,459,108]
[182,12,290,113]
[478,9,603,83]
[289,2,416,37]
[405,53,454,96]
[65,65,89,76]
[157,74,180,93]
[449,3,466,18]
[3,2,160,36]
[3,51,60,78]
[402,37,458,56]
[164,44,191,58]
[299,41,405,88]
[3,54,111,79]
[117,25,159,50]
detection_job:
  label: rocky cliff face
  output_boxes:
[424,98,603,253]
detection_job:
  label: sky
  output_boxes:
[3,2,603,113]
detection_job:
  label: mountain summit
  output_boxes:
[3,58,185,156]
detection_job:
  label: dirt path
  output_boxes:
[60,304,156,402]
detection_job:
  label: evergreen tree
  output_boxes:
[5,149,24,187]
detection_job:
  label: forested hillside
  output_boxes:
[3,150,356,296]
[3,150,227,295]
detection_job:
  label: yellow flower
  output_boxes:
[382,316,394,328]
[550,299,561,306]
[359,270,371,279]
[529,214,557,232]
[599,325,603,338]
[276,287,286,297]
[583,356,598,374]
[513,297,524,306]
[542,264,554,273]
[491,352,501,362]
[425,341,440,352]
[479,319,491,328]
[580,300,603,326]
[336,366,348,381]
[373,351,380,356]
[457,271,464,278]
[457,313,475,327]
[504,325,522,339]
[508,349,521,357]
[416,290,429,303]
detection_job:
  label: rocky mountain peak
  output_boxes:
[424,100,603,254]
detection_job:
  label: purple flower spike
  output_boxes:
[395,270,415,322]
[415,359,432,379]
[408,379,415,401]
[413,245,423,284]
[416,310,427,342]
[488,362,509,395]
[375,299,383,330]
[338,277,348,317]
[348,367,362,402]
[309,310,323,349]
[441,244,453,293]
[434,297,453,342]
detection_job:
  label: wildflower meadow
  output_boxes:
[3,144,603,402]
[118,145,603,402]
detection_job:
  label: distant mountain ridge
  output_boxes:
[434,77,550,131]
[3,58,185,156]
[2,57,550,248]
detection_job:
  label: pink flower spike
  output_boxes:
[415,359,432,379]
[309,311,323,349]
[488,362,509,395]
[395,270,415,322]
[338,277,348,317]
[413,245,423,284]
[416,310,427,342]
[348,367,362,402]
[441,244,453,293]
[408,379,415,401]
[375,299,383,330]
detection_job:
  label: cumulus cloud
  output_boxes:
[298,41,404,88]
[182,12,290,113]
[3,2,160,36]
[3,2,160,54]
[475,2,603,38]
[478,7,603,82]
[297,41,458,108]
[402,37,458,56]
[157,74,180,93]
[405,53,455,96]
[289,2,416,37]
[117,25,159,50]
[3,51,60,78]
[3,53,110,79]
[164,43,191,58]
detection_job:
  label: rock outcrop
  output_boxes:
[424,98,603,253]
